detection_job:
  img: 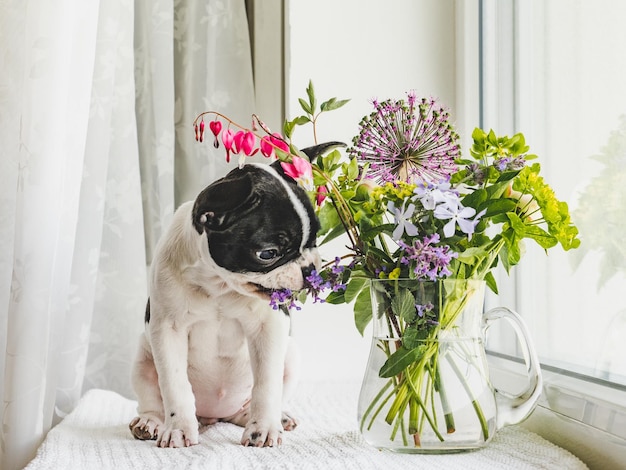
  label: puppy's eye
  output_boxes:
[256,249,279,261]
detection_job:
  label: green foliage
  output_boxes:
[284,80,350,141]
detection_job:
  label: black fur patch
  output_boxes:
[144,298,150,323]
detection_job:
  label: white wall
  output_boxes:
[285,0,459,382]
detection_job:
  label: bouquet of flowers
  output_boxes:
[194,81,580,448]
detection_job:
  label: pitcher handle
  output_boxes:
[483,306,543,429]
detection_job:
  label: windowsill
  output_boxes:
[488,352,626,469]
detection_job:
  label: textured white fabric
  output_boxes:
[26,382,588,470]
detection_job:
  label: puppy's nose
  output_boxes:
[302,263,317,279]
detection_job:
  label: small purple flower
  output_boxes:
[388,201,419,240]
[269,289,302,311]
[413,180,458,210]
[433,199,485,239]
[415,302,434,318]
[302,258,348,303]
[398,234,457,280]
[466,163,486,185]
[494,156,527,172]
[331,257,345,275]
[494,157,511,171]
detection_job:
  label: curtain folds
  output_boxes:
[0,1,255,469]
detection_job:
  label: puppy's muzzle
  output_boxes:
[301,263,317,280]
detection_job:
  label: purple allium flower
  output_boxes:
[348,94,461,184]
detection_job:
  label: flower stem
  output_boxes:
[446,354,489,441]
[433,356,456,434]
[360,379,394,431]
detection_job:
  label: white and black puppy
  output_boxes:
[129,151,325,448]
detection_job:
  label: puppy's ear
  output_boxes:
[192,171,256,234]
[300,141,346,160]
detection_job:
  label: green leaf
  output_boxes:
[391,288,416,322]
[379,345,425,378]
[324,290,345,304]
[293,115,311,125]
[456,246,489,264]
[363,244,394,264]
[346,156,359,179]
[320,97,335,112]
[484,271,498,294]
[321,98,350,112]
[298,98,312,115]
[522,225,558,249]
[317,200,340,236]
[283,120,296,139]
[402,325,428,350]
[345,277,367,303]
[506,212,526,235]
[321,149,342,169]
[501,228,522,268]
[461,188,488,209]
[472,127,486,144]
[354,285,372,336]
[306,80,316,113]
[479,198,518,218]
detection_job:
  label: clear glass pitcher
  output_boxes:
[357,278,542,453]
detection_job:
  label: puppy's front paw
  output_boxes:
[156,416,199,448]
[241,419,284,447]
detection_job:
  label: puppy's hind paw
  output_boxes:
[129,416,161,441]
[281,411,298,431]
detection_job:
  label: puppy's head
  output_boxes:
[192,159,320,298]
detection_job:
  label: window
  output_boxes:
[479,0,626,461]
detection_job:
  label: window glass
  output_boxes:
[482,0,626,386]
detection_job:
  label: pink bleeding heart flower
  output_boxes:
[199,119,205,142]
[260,135,275,158]
[270,133,289,153]
[316,185,328,206]
[233,130,246,154]
[281,156,314,191]
[222,128,236,162]
[209,119,222,136]
[241,131,258,156]
[260,133,288,158]
[237,131,259,168]
[209,120,222,148]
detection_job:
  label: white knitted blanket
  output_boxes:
[26,381,587,470]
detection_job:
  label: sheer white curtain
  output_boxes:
[0,0,254,469]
